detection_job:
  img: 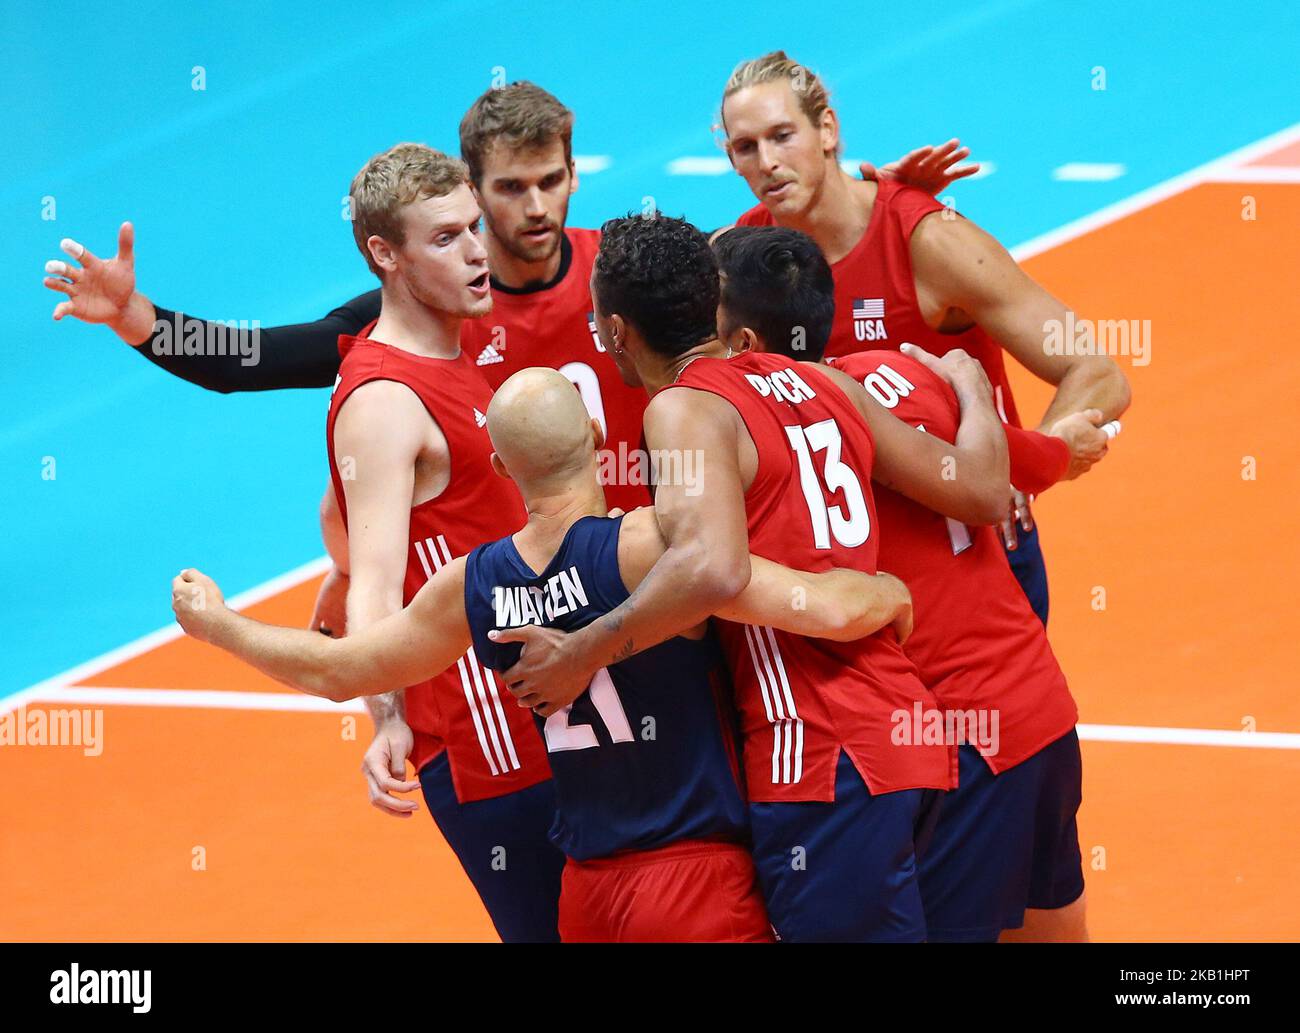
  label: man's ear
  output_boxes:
[609,313,626,351]
[735,327,758,355]
[568,161,580,197]
[821,107,841,159]
[489,452,512,480]
[590,417,606,452]
[367,235,397,277]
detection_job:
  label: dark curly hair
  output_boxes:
[712,225,835,361]
[592,213,719,357]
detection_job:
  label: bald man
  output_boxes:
[173,367,912,942]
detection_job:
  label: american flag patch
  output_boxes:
[853,298,885,319]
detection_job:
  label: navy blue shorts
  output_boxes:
[418,753,565,943]
[1006,522,1050,627]
[748,751,943,942]
[918,729,1084,942]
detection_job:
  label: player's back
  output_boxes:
[464,513,748,861]
[667,352,952,803]
[829,350,1078,772]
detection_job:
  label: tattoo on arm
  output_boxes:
[611,638,635,664]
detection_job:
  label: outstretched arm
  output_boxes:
[171,562,470,702]
[613,506,913,643]
[716,560,913,644]
[43,221,375,392]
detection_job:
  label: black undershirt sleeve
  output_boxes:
[133,289,382,393]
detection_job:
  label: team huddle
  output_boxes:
[45,52,1129,942]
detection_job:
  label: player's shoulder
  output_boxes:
[830,348,937,385]
[876,178,943,213]
[829,349,956,419]
[332,375,429,443]
[871,179,952,240]
[796,359,864,406]
[615,508,664,583]
[566,225,602,261]
[647,370,742,426]
[734,202,774,227]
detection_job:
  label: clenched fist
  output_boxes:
[171,568,228,643]
[1048,409,1110,480]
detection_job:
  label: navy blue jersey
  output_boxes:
[464,515,748,861]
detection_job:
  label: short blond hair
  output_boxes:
[720,50,839,156]
[349,143,468,277]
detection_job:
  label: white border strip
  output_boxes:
[29,685,366,714]
[1077,722,1300,750]
[1012,121,1300,261]
[7,688,1295,748]
[1203,166,1300,183]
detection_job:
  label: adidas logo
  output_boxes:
[473,407,487,427]
[476,343,504,366]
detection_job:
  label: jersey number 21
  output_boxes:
[543,668,633,752]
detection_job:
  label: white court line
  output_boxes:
[30,685,366,714]
[2,555,331,718]
[666,156,732,175]
[573,154,611,174]
[1012,120,1300,261]
[7,123,1300,736]
[1203,166,1300,183]
[1076,723,1300,750]
[1052,162,1127,182]
[9,687,1296,748]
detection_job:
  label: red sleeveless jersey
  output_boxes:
[461,227,651,512]
[829,350,1079,773]
[737,179,1025,429]
[326,324,550,803]
[663,352,953,802]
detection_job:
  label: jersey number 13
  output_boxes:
[786,419,871,549]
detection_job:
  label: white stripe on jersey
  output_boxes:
[763,626,804,785]
[743,624,804,785]
[743,625,782,785]
[751,627,794,784]
[412,535,518,777]
[432,535,521,773]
